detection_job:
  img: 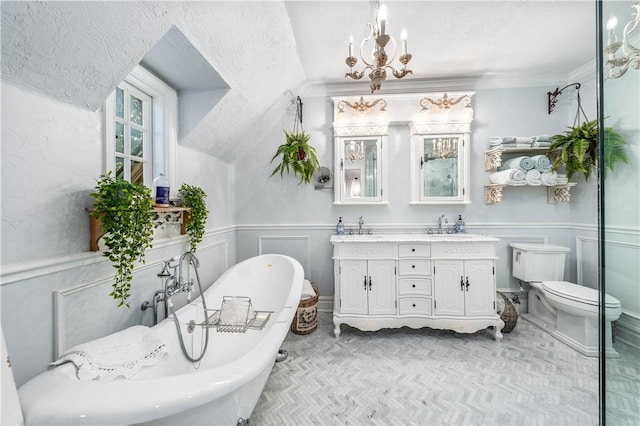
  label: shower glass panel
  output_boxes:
[421,136,460,198]
[599,1,640,425]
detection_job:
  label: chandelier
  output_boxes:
[605,3,640,79]
[425,138,457,161]
[345,0,413,93]
[346,141,365,162]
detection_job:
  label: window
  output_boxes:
[104,65,177,189]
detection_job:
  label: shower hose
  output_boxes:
[167,259,210,363]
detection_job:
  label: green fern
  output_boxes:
[270,130,320,184]
[548,119,628,182]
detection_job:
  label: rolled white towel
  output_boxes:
[541,171,558,186]
[489,169,526,185]
[301,279,316,300]
[531,135,552,143]
[525,169,542,186]
[498,156,535,171]
[530,155,552,172]
[514,137,533,144]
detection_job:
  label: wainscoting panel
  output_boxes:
[258,236,312,279]
[53,239,230,358]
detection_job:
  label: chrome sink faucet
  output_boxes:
[358,216,364,235]
[437,215,448,234]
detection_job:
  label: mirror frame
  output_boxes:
[333,124,389,205]
[409,122,472,204]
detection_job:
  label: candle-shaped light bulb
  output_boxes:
[606,15,618,46]
[378,4,387,35]
[349,35,353,57]
[401,30,408,54]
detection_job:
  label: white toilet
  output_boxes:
[510,243,622,358]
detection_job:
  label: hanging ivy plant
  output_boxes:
[90,172,154,307]
[178,183,208,252]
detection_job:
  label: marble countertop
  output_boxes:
[330,233,499,243]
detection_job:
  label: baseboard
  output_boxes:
[318,295,333,313]
[615,312,640,351]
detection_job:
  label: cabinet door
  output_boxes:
[335,136,386,204]
[434,260,465,316]
[339,260,368,315]
[367,260,397,315]
[463,260,495,317]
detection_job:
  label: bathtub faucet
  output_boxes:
[166,251,200,298]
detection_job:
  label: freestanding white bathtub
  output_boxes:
[18,254,304,425]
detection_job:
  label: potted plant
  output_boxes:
[90,172,154,307]
[548,118,628,182]
[177,183,208,252]
[270,129,320,184]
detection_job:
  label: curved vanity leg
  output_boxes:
[493,319,505,341]
[333,317,341,338]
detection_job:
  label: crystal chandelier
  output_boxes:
[345,0,413,93]
[605,3,640,79]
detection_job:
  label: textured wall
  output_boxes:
[0,1,306,163]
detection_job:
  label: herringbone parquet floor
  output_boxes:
[251,312,639,426]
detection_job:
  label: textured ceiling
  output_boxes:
[1,1,595,163]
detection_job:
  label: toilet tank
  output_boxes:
[510,243,570,282]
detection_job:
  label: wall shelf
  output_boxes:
[87,206,190,251]
[484,146,574,204]
[484,183,576,204]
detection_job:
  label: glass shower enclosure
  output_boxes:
[598,1,640,424]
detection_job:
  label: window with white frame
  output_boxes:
[104,65,177,190]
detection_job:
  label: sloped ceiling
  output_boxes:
[1,1,595,163]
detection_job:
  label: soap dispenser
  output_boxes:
[455,215,465,233]
[336,217,345,235]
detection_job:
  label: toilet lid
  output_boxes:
[541,281,621,307]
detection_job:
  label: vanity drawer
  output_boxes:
[398,244,431,258]
[398,297,432,316]
[398,277,432,296]
[398,259,431,276]
[335,243,397,259]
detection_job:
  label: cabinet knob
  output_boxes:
[411,248,415,252]
[412,264,416,269]
[412,284,416,288]
[412,303,416,307]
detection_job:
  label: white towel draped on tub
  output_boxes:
[49,325,168,381]
[489,169,526,186]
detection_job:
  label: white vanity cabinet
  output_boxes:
[433,259,495,317]
[331,235,504,340]
[338,260,396,316]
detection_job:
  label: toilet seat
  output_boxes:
[541,281,621,308]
